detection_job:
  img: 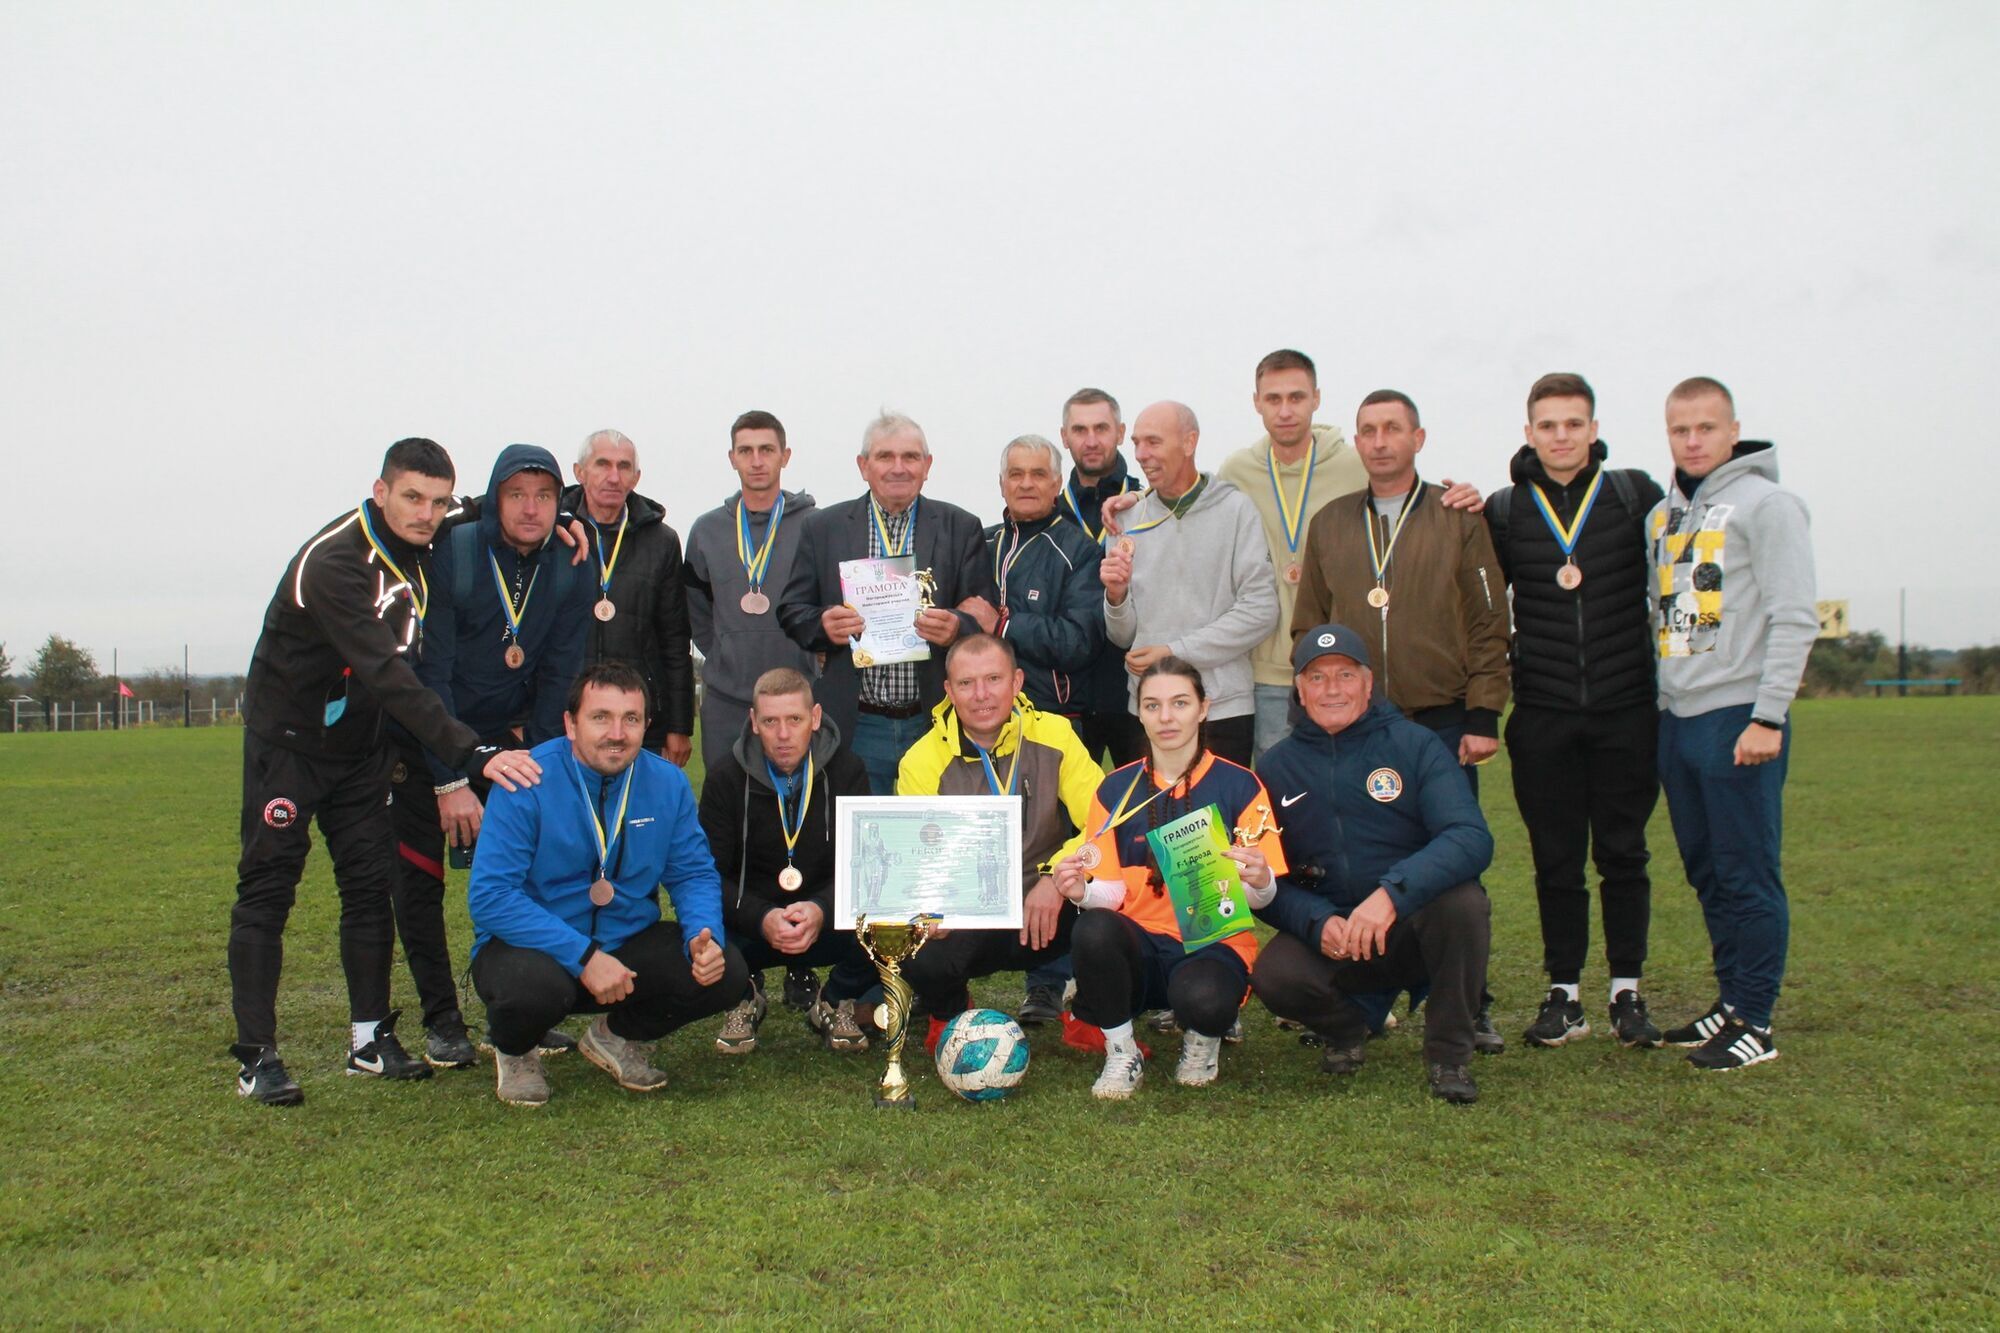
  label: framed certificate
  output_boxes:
[833,795,1024,931]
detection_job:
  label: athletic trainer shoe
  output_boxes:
[1175,1032,1222,1086]
[1427,1062,1479,1104]
[806,997,870,1053]
[579,1016,669,1092]
[1610,990,1664,1048]
[1319,1041,1367,1077]
[1472,1001,1506,1055]
[494,1049,549,1107]
[425,1021,478,1069]
[1687,1017,1779,1071]
[1018,983,1063,1027]
[232,1044,304,1106]
[1147,1009,1181,1035]
[1524,988,1591,1047]
[715,995,764,1055]
[347,1011,433,1081]
[1092,1044,1146,1100]
[1664,999,1731,1048]
[781,966,819,1011]
[1221,1017,1245,1046]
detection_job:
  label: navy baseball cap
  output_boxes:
[1291,623,1371,673]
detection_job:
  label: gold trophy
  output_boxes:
[913,567,938,611]
[855,912,943,1109]
[1236,801,1282,846]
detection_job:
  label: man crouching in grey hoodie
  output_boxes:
[1648,377,1816,1073]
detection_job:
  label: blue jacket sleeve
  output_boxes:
[419,533,468,785]
[468,785,595,975]
[1377,731,1494,916]
[1255,876,1339,947]
[657,768,728,956]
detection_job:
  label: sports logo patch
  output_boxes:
[263,797,300,829]
[1317,632,1337,648]
[1365,768,1402,802]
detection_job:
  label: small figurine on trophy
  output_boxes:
[855,912,944,1109]
[1235,801,1282,847]
[912,567,938,612]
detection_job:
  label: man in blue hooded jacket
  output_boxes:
[469,661,745,1105]
[391,443,598,1067]
[1252,624,1494,1104]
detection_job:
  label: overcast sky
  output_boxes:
[4,2,1995,678]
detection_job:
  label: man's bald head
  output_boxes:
[1132,401,1202,496]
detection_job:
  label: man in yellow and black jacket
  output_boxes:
[896,634,1103,1040]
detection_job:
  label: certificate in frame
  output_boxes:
[833,795,1024,931]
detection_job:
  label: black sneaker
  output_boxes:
[1018,984,1063,1027]
[232,1044,304,1106]
[1664,998,1731,1048]
[346,1011,434,1081]
[1427,1062,1479,1104]
[1524,988,1590,1047]
[1687,1017,1778,1071]
[425,1021,478,1069]
[1319,1042,1366,1077]
[1610,990,1663,1048]
[1472,1001,1506,1055]
[782,966,819,1011]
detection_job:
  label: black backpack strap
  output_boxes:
[1606,468,1641,519]
[451,521,480,611]
[1485,484,1514,576]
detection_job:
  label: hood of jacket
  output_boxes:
[1677,440,1778,502]
[1508,438,1611,486]
[479,444,565,549]
[727,713,846,792]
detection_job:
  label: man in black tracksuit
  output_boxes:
[1056,387,1147,766]
[698,669,874,1054]
[563,428,695,766]
[394,444,595,1066]
[229,438,538,1105]
[1484,374,1667,1050]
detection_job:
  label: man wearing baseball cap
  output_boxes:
[1251,624,1495,1103]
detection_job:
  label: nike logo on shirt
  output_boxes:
[1281,792,1307,808]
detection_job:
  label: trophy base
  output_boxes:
[872,1088,916,1111]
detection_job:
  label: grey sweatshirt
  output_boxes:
[1103,475,1279,720]
[686,489,820,707]
[1647,442,1817,722]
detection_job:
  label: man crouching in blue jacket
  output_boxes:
[1253,624,1493,1104]
[469,661,747,1106]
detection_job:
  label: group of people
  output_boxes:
[227,350,1816,1110]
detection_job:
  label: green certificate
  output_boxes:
[1143,803,1254,953]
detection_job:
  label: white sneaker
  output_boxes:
[1091,1044,1145,1100]
[1176,1032,1222,1086]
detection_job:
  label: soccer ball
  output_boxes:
[933,1008,1030,1102]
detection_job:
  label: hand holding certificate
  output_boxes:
[838,556,930,667]
[1144,804,1256,952]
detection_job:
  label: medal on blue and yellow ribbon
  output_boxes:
[1529,470,1604,591]
[355,503,429,625]
[590,510,628,623]
[571,755,635,907]
[1266,447,1316,586]
[736,492,787,616]
[765,750,814,891]
[1364,480,1420,609]
[489,551,539,669]
[869,494,918,557]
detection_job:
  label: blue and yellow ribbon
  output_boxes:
[591,509,629,599]
[489,551,540,640]
[736,492,789,591]
[869,495,919,557]
[764,750,815,862]
[570,754,636,881]
[1365,479,1421,584]
[1528,470,1604,558]
[1266,447,1316,558]
[355,503,428,621]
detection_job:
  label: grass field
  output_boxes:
[2,699,1997,1328]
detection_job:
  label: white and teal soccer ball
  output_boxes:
[934,1008,1030,1102]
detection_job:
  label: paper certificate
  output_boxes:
[838,555,929,667]
[833,795,1024,931]
[1143,804,1254,952]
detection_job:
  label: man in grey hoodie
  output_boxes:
[1100,401,1279,765]
[1648,377,1816,1072]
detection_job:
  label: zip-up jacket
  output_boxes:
[984,509,1105,714]
[1484,443,1664,712]
[245,499,485,768]
[896,695,1102,895]
[698,716,870,940]
[684,489,821,711]
[1057,455,1145,717]
[417,446,596,783]
[1291,482,1511,733]
[1253,696,1494,945]
[469,737,726,972]
[559,485,695,749]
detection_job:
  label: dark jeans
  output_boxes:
[1411,701,1482,799]
[389,736,469,1032]
[1658,705,1790,1028]
[1078,709,1146,769]
[1252,880,1491,1065]
[1204,714,1254,768]
[228,732,397,1050]
[1069,911,1250,1037]
[471,921,747,1057]
[901,905,1079,1018]
[736,929,872,1003]
[1507,702,1659,982]
[851,710,930,796]
[699,690,749,777]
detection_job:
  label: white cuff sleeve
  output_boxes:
[1244,876,1278,911]
[1079,879,1127,911]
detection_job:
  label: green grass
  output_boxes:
[2,700,1997,1328]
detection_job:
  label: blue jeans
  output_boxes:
[851,710,929,796]
[1252,683,1297,764]
[1658,705,1790,1028]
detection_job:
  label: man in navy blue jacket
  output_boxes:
[1252,624,1494,1104]
[469,661,747,1105]
[393,443,597,1067]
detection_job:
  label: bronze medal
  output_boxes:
[1116,537,1136,556]
[1556,562,1583,590]
[594,597,617,622]
[503,642,526,669]
[873,1002,892,1032]
[1284,561,1302,586]
[778,864,803,892]
[852,647,875,668]
[740,590,771,616]
[1078,843,1102,871]
[589,877,615,907]
[1366,585,1390,609]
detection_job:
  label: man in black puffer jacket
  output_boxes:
[1484,374,1667,1053]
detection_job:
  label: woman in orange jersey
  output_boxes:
[1052,656,1287,1100]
